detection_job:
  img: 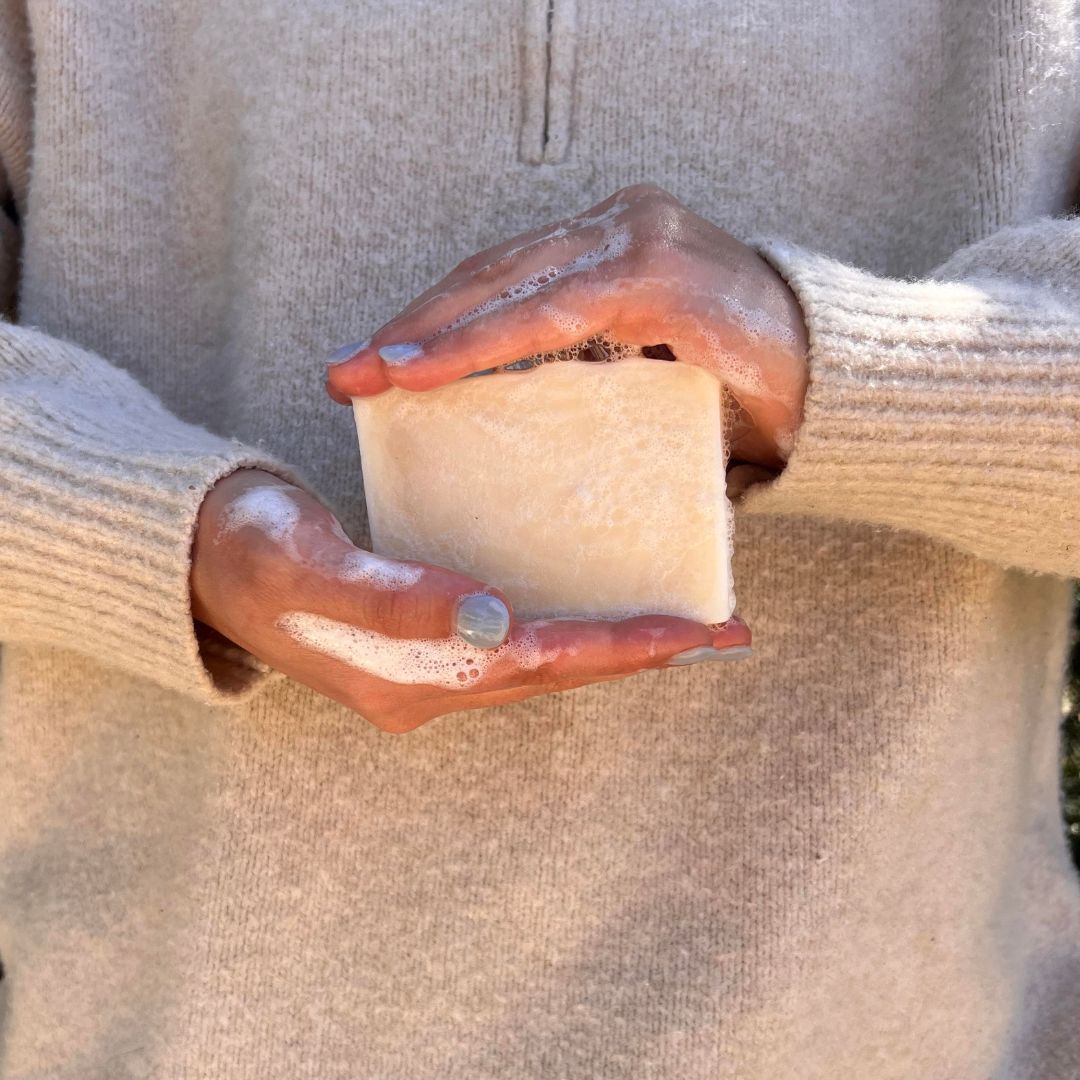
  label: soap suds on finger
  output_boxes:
[219,485,427,591]
[338,550,425,590]
[477,200,627,275]
[328,516,427,589]
[277,611,554,690]
[441,225,631,336]
[217,484,301,547]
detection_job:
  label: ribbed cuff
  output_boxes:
[0,333,304,702]
[736,240,1080,574]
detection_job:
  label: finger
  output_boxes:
[302,546,515,645]
[213,479,516,644]
[324,221,586,399]
[325,376,358,405]
[326,230,601,399]
[396,214,581,320]
[446,188,631,284]
[347,612,751,732]
[476,613,751,692]
[326,195,643,400]
[379,270,633,391]
[385,191,630,335]
[534,613,751,680]
[372,670,638,733]
[325,341,395,401]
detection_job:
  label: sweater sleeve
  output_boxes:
[0,9,299,701]
[739,216,1080,578]
[1,328,302,701]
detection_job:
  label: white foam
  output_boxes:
[217,485,428,589]
[574,201,628,227]
[217,484,300,546]
[277,611,554,690]
[483,201,627,271]
[538,302,588,336]
[715,293,798,350]
[699,330,767,398]
[441,226,631,336]
[338,549,424,590]
[389,205,629,340]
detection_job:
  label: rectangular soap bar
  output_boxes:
[352,358,734,623]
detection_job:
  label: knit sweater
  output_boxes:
[1,1,1079,1077]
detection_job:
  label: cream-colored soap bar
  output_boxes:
[352,358,734,623]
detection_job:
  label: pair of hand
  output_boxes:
[191,185,810,731]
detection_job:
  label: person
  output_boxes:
[0,1,1078,1076]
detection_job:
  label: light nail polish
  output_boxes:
[454,594,511,650]
[379,343,424,365]
[667,645,753,666]
[326,338,370,365]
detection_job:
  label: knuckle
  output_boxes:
[232,542,299,616]
[637,200,688,247]
[617,182,673,205]
[488,656,546,690]
[364,586,444,636]
[366,590,401,632]
[351,588,388,629]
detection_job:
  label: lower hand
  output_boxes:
[190,469,752,733]
[325,183,810,472]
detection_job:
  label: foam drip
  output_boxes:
[278,611,553,690]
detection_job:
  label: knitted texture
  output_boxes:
[0,323,298,699]
[0,2,1079,1078]
[744,222,1080,576]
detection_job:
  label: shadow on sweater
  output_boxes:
[1062,588,1080,872]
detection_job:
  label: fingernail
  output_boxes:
[454,594,511,650]
[378,342,424,366]
[326,338,370,365]
[667,645,753,666]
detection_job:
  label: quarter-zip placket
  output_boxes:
[519,0,576,164]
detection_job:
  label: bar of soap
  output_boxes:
[352,358,734,622]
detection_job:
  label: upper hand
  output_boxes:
[326,184,810,470]
[190,469,751,733]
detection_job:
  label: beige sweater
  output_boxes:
[1,1,1079,1076]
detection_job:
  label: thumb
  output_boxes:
[307,539,514,648]
[195,469,512,649]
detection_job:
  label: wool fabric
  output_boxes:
[1,2,1079,1077]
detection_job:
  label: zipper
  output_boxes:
[519,0,576,164]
